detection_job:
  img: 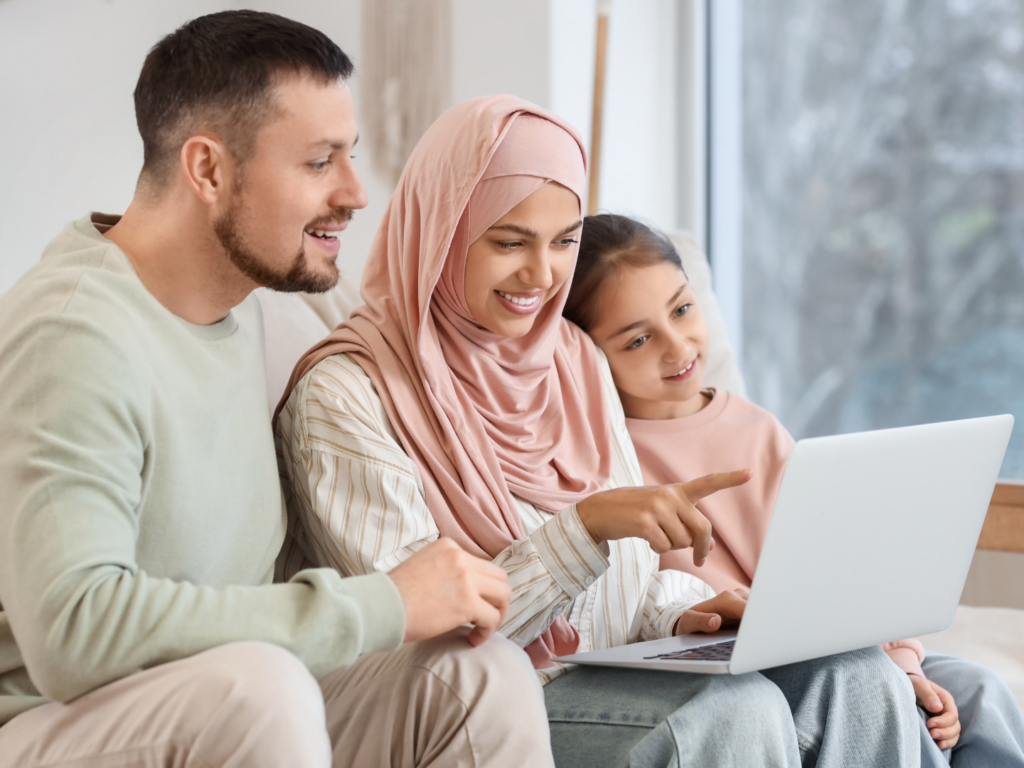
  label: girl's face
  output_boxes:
[588,260,710,420]
[464,182,582,338]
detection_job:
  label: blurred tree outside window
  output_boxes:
[742,0,1024,478]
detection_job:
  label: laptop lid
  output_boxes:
[728,415,1013,675]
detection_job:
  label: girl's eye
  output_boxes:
[627,335,649,350]
[673,303,692,318]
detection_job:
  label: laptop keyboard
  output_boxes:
[643,639,736,662]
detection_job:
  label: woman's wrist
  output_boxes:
[575,495,605,545]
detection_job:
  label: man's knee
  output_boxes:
[412,629,543,708]
[179,642,329,763]
[407,630,553,762]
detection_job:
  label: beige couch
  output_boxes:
[255,236,1024,710]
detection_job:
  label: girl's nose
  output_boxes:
[664,329,691,362]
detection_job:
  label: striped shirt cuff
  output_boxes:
[531,504,610,598]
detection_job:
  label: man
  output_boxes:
[0,11,553,767]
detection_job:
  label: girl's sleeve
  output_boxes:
[277,354,611,648]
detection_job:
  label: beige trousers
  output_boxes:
[0,630,553,768]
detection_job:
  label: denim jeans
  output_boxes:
[918,653,1024,768]
[544,646,919,768]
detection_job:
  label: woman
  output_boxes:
[275,95,919,767]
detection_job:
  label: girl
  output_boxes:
[564,212,1024,768]
[275,96,921,768]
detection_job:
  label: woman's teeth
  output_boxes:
[305,228,339,240]
[497,291,539,307]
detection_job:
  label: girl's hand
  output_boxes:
[576,470,752,565]
[909,673,961,749]
[674,588,749,634]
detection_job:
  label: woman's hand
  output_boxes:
[576,470,751,565]
[909,673,961,750]
[674,588,749,634]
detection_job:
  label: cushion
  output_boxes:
[664,231,747,397]
[255,289,330,415]
[256,273,364,415]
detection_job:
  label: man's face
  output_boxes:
[214,74,368,293]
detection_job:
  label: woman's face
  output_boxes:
[464,182,582,338]
[588,260,711,420]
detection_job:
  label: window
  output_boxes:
[710,0,1024,478]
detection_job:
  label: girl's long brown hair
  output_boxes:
[564,214,687,333]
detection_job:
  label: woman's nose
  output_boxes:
[518,248,554,289]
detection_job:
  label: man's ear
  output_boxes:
[180,135,232,204]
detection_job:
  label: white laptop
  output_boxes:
[554,415,1014,675]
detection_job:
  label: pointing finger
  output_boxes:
[679,469,753,503]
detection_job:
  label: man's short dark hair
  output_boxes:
[135,10,354,187]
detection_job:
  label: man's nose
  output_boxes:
[330,164,369,211]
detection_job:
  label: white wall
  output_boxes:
[0,0,387,293]
[0,0,692,293]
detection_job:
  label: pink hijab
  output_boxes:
[276,96,615,667]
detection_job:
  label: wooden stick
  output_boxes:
[588,7,610,216]
[978,481,1024,554]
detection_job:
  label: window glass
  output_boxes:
[742,0,1024,478]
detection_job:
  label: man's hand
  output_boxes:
[577,470,751,565]
[909,673,961,750]
[674,588,749,635]
[387,538,511,646]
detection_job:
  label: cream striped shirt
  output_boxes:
[276,350,715,683]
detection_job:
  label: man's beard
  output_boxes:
[214,199,350,294]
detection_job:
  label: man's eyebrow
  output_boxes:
[309,133,359,152]
[486,219,583,239]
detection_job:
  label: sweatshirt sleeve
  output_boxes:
[0,315,405,703]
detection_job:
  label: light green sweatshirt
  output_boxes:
[0,215,405,725]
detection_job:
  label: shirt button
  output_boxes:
[584,576,595,586]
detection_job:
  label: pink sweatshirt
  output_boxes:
[626,389,925,676]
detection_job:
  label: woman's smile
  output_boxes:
[495,289,544,315]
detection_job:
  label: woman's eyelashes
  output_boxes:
[496,237,579,252]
